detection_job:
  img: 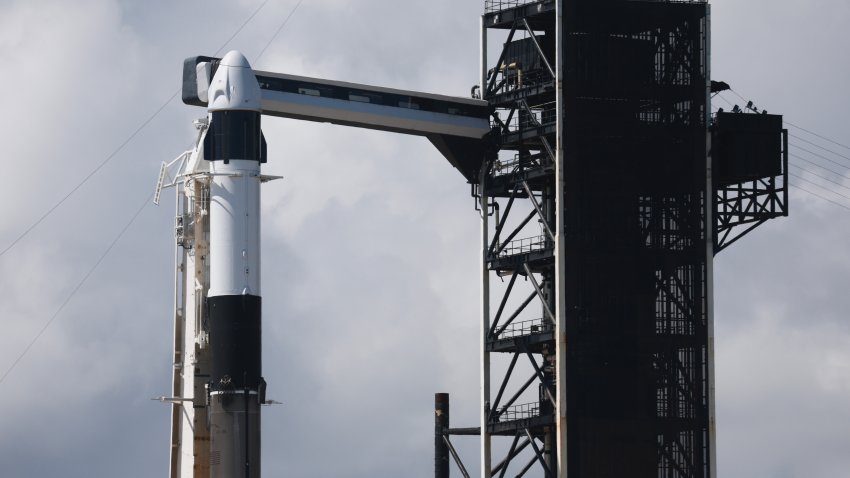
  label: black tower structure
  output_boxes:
[439,1,787,477]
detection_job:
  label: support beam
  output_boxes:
[489,187,519,256]
[523,263,556,325]
[705,6,718,478]
[523,349,556,409]
[496,372,539,419]
[489,353,520,421]
[480,166,492,478]
[489,271,519,336]
[493,437,532,476]
[444,436,471,478]
[553,1,568,476]
[525,429,553,477]
[486,25,518,96]
[522,181,554,242]
[494,291,536,338]
[494,210,537,256]
[436,393,450,478]
[521,19,555,80]
[497,433,521,478]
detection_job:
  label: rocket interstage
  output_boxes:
[205,50,266,478]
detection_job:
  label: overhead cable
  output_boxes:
[0,0,274,261]
[791,153,850,180]
[789,164,850,192]
[0,0,307,387]
[789,171,850,201]
[790,184,850,212]
[792,143,850,168]
[786,121,850,151]
[0,193,152,387]
[789,133,850,161]
[255,0,304,66]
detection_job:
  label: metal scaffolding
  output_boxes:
[438,1,789,476]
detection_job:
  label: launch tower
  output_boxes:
[436,1,788,477]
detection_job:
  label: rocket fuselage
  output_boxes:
[205,51,265,478]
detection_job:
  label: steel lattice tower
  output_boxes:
[437,1,787,477]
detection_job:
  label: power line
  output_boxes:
[0,0,273,261]
[789,171,850,201]
[0,192,153,387]
[714,93,735,109]
[0,92,177,260]
[703,91,850,213]
[791,152,850,180]
[729,87,850,150]
[728,88,748,104]
[790,184,850,212]
[792,143,850,168]
[213,0,273,57]
[786,121,850,151]
[0,0,308,388]
[706,93,850,213]
[255,0,304,65]
[721,88,850,171]
[790,132,850,161]
[789,163,850,193]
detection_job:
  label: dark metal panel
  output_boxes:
[204,111,265,163]
[428,134,490,183]
[182,55,219,106]
[207,295,262,391]
[210,393,261,478]
[712,112,784,185]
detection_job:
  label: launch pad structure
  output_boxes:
[158,1,789,477]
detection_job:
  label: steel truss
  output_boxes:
[441,1,717,477]
[713,128,788,252]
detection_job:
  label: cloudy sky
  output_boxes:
[0,1,848,477]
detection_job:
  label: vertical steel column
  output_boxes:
[480,15,488,101]
[479,15,492,478]
[168,182,187,478]
[436,393,450,478]
[480,166,492,478]
[553,0,568,477]
[704,5,718,478]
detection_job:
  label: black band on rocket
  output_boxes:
[208,295,262,391]
[204,111,267,163]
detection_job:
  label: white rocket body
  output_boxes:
[208,50,263,297]
[205,50,265,478]
[208,157,261,298]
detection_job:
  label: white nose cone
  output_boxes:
[208,50,262,112]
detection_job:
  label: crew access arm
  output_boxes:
[166,53,492,478]
[182,56,493,182]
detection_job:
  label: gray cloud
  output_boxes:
[0,1,847,477]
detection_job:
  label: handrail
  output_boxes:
[494,317,546,340]
[493,401,540,422]
[484,0,538,13]
[495,234,550,258]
